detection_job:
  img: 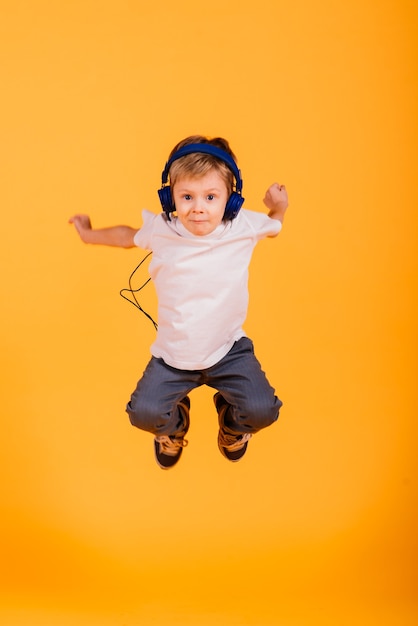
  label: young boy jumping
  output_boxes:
[69,135,289,469]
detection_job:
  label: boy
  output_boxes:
[69,135,288,469]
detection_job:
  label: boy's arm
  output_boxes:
[69,214,139,248]
[263,183,289,224]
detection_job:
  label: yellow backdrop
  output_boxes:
[1,0,416,624]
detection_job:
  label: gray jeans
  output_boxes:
[126,337,282,436]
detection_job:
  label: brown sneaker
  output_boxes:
[154,398,190,469]
[214,393,252,462]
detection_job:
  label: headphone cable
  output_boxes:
[119,252,158,330]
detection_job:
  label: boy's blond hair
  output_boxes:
[168,135,237,195]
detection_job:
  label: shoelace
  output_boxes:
[155,435,188,457]
[218,431,252,452]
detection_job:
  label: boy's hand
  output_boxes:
[263,183,288,211]
[263,183,288,223]
[69,214,92,242]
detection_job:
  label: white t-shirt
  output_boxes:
[134,209,281,370]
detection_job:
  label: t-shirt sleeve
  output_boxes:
[242,209,282,239]
[133,210,160,250]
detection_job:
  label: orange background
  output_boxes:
[1,1,417,624]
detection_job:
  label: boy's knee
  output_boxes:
[126,398,167,434]
[239,396,282,431]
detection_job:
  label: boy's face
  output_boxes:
[172,170,229,236]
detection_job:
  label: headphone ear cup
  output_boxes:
[224,192,244,220]
[158,186,174,217]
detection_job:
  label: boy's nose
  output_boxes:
[193,199,204,212]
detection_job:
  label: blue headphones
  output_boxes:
[158,143,244,221]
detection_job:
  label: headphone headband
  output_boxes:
[161,143,243,192]
[158,142,244,221]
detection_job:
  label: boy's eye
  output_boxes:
[207,194,215,201]
[183,194,192,200]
